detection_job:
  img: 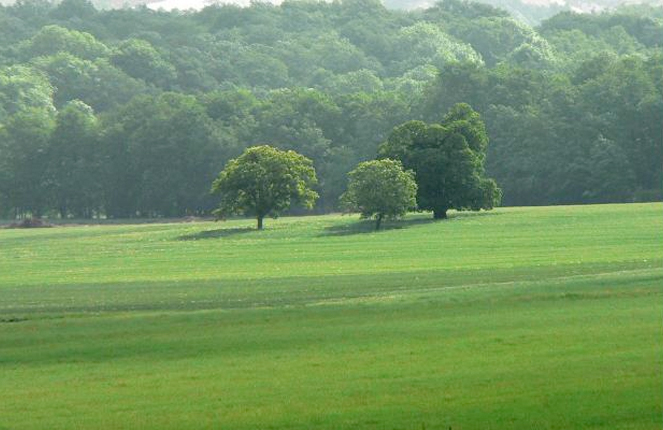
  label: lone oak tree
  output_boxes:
[379,103,501,219]
[211,145,318,229]
[340,159,417,230]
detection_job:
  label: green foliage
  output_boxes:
[539,10,663,48]
[0,1,661,217]
[211,145,318,229]
[102,92,224,217]
[314,68,384,96]
[109,38,176,88]
[0,106,54,216]
[49,0,96,21]
[341,158,417,230]
[380,104,501,219]
[252,88,338,162]
[437,13,550,66]
[427,53,662,205]
[19,24,109,60]
[389,21,483,74]
[46,100,100,218]
[0,64,54,121]
[30,52,145,110]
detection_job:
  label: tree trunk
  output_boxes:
[375,213,383,231]
[433,209,447,219]
[256,215,264,230]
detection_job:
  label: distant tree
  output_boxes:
[49,0,96,21]
[46,100,101,218]
[341,158,417,230]
[314,69,384,96]
[380,103,501,219]
[389,22,482,75]
[211,145,318,229]
[253,88,338,163]
[0,65,55,122]
[7,0,53,29]
[445,16,544,66]
[18,25,108,61]
[110,38,176,89]
[0,107,54,218]
[31,53,146,111]
[101,92,223,218]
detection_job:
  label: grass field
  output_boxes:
[0,203,661,429]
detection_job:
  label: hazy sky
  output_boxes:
[146,0,435,11]
[147,0,260,11]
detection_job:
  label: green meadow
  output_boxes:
[0,203,661,429]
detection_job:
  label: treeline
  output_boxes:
[0,0,661,218]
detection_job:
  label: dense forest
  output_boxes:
[0,0,661,218]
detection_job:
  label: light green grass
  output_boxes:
[0,203,661,429]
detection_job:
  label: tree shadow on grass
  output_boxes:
[320,210,501,237]
[176,227,255,241]
[320,217,436,237]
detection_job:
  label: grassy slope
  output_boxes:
[0,203,661,429]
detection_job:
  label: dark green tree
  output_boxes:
[49,0,96,21]
[109,38,176,89]
[211,145,318,229]
[0,107,54,217]
[380,103,501,219]
[101,92,223,217]
[46,100,101,218]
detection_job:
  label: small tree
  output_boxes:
[341,159,417,230]
[211,145,318,230]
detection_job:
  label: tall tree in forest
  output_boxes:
[46,100,100,218]
[0,107,54,217]
[101,92,223,217]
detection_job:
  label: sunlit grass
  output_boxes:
[0,203,661,429]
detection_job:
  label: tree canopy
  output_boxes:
[0,0,660,219]
[341,158,417,230]
[210,145,318,229]
[380,104,501,219]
